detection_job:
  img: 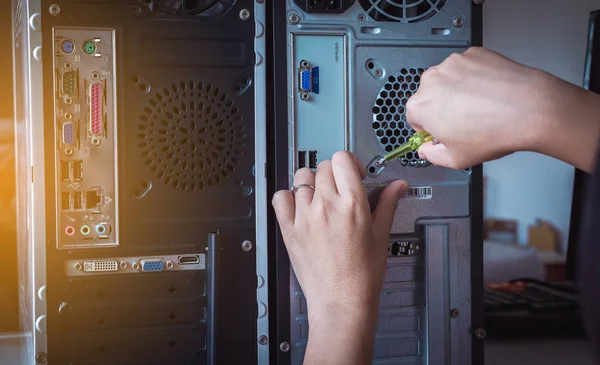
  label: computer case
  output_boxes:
[12,0,268,364]
[269,1,484,364]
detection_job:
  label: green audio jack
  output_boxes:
[375,130,434,168]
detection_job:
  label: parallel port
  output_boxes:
[89,81,104,137]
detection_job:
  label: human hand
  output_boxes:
[272,152,408,364]
[406,46,599,171]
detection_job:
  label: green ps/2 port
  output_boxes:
[82,41,96,55]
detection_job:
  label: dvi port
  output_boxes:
[83,260,118,273]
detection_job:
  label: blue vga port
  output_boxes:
[141,259,164,272]
[300,69,311,92]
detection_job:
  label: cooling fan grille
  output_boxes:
[136,80,246,192]
[372,67,430,167]
[359,0,448,23]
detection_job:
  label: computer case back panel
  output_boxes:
[272,1,484,364]
[14,0,268,364]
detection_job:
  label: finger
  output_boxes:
[417,142,459,169]
[314,160,338,197]
[372,180,409,244]
[331,151,365,196]
[292,167,316,207]
[272,190,295,229]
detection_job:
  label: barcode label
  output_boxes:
[403,186,432,200]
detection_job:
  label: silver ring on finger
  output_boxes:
[291,184,315,194]
[432,138,440,145]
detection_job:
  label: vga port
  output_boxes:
[300,69,311,92]
[62,70,78,97]
[140,259,164,272]
[62,122,76,146]
[89,81,104,137]
[83,260,118,273]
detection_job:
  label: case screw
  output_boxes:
[375,69,383,77]
[242,240,253,252]
[358,14,367,22]
[132,263,139,270]
[35,352,48,363]
[280,342,290,352]
[240,9,251,20]
[450,308,460,318]
[74,263,82,271]
[452,16,464,28]
[473,0,485,4]
[49,4,60,16]
[166,261,174,269]
[258,335,269,345]
[288,12,300,25]
[474,328,487,339]
[120,261,127,269]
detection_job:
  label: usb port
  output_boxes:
[72,160,83,181]
[308,151,318,169]
[61,161,71,181]
[61,192,71,210]
[298,151,307,169]
[73,191,82,210]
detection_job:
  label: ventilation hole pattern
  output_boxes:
[136,80,246,192]
[359,0,447,23]
[372,67,427,166]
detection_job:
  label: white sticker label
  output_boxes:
[403,186,432,200]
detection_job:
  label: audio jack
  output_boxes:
[374,130,434,169]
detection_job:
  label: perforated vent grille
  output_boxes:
[359,0,447,23]
[136,81,246,192]
[372,68,429,167]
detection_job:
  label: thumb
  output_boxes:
[417,142,455,168]
[372,180,409,243]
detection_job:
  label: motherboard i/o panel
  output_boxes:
[13,0,267,364]
[271,0,484,364]
[52,28,118,249]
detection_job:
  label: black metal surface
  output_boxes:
[41,1,257,364]
[207,232,220,365]
[470,3,485,365]
[269,0,292,363]
[292,0,356,14]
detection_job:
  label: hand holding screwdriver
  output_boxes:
[375,130,434,168]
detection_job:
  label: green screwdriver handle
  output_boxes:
[382,130,433,162]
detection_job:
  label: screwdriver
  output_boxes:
[375,130,434,167]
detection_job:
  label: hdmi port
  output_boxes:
[178,255,200,265]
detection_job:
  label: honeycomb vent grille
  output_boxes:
[372,67,429,167]
[136,80,246,192]
[359,0,447,23]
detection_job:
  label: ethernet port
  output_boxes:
[86,189,102,212]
